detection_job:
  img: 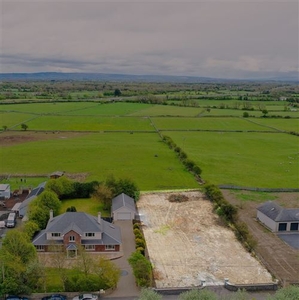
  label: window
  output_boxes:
[51,233,61,237]
[85,245,95,251]
[85,233,95,237]
[69,235,75,241]
[36,245,44,251]
[290,223,299,231]
[105,245,115,251]
[278,223,287,231]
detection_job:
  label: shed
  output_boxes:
[0,184,10,200]
[257,201,299,232]
[112,193,136,221]
[50,171,64,179]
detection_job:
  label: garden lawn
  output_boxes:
[0,132,198,191]
[59,198,110,217]
[166,131,299,188]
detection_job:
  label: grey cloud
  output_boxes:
[1,0,298,78]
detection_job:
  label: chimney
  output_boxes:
[49,209,53,221]
[97,212,101,224]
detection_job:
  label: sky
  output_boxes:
[1,0,298,79]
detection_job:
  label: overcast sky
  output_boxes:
[1,0,298,79]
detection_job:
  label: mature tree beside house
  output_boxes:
[28,203,50,229]
[38,190,61,215]
[92,184,113,210]
[46,176,75,199]
[106,175,139,200]
[21,123,28,131]
[21,220,40,240]
[0,230,43,295]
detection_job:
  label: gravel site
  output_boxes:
[137,191,273,288]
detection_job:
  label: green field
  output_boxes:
[153,117,275,131]
[1,101,298,190]
[166,131,299,188]
[0,132,198,190]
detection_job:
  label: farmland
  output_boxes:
[0,81,298,191]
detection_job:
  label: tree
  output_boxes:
[179,289,217,300]
[92,184,113,210]
[262,109,268,117]
[22,220,40,240]
[1,230,36,264]
[138,288,162,300]
[114,88,122,97]
[21,123,28,131]
[2,125,8,131]
[243,112,249,118]
[28,204,50,229]
[269,285,299,300]
[38,190,61,215]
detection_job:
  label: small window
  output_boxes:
[69,235,75,241]
[105,245,115,251]
[52,233,61,237]
[85,233,95,237]
[290,223,299,231]
[278,223,287,231]
[36,245,44,251]
[85,245,95,251]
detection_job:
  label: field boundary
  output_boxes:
[218,185,299,192]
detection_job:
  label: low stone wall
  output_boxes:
[153,281,205,295]
[224,279,278,292]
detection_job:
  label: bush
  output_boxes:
[135,238,146,248]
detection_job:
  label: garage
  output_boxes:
[112,193,136,221]
[115,212,132,220]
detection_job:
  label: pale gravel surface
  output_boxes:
[137,191,273,288]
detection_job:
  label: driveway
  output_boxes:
[105,220,140,298]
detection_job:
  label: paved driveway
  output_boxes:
[105,220,140,298]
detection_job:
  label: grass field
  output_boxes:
[1,102,298,190]
[0,131,198,190]
[19,115,154,131]
[166,131,299,188]
[153,117,275,131]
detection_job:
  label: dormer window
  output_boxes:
[51,233,61,237]
[85,233,95,237]
[69,235,75,241]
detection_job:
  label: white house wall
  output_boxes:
[257,211,277,232]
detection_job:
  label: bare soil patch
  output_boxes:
[222,190,299,285]
[137,191,273,288]
[0,131,88,147]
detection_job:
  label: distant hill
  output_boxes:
[0,72,298,82]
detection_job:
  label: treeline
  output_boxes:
[204,183,256,251]
[162,135,202,179]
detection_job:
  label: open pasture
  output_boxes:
[0,131,198,191]
[166,131,299,188]
[0,112,37,128]
[251,118,299,133]
[128,104,203,117]
[0,102,97,114]
[19,115,154,131]
[153,117,275,131]
[62,102,154,116]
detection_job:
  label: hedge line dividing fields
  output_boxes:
[0,101,298,190]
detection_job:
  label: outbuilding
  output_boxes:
[257,201,299,232]
[0,184,10,200]
[112,193,136,221]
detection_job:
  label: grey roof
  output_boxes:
[257,201,299,222]
[19,182,46,217]
[0,184,9,191]
[112,193,136,213]
[32,212,121,246]
[50,171,64,177]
